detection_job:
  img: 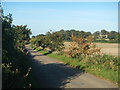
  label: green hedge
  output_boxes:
[94,40,119,43]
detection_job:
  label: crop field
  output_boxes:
[64,42,119,57]
[95,43,119,57]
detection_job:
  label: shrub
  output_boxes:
[67,34,101,58]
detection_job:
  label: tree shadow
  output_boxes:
[30,56,84,88]
[32,54,45,57]
[27,46,85,88]
[43,51,52,55]
[36,49,43,52]
[27,49,45,57]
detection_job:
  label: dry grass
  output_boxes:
[64,42,119,57]
[95,43,119,57]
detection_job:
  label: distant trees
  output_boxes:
[30,34,48,49]
[30,31,64,52]
[101,29,109,35]
[57,29,92,41]
[55,29,119,43]
[93,30,119,42]
[108,31,119,40]
[83,32,92,38]
[31,29,119,48]
[93,31,100,39]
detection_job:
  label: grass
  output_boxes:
[31,45,119,85]
[49,53,119,84]
[47,53,119,84]
[86,65,118,84]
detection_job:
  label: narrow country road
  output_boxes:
[26,44,118,88]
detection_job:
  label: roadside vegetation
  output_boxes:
[30,31,120,85]
[2,13,39,88]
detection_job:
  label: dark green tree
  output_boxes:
[101,29,109,35]
[108,31,118,40]
[48,32,64,52]
[2,13,32,88]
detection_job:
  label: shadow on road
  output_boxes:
[29,54,84,88]
[26,45,84,88]
[25,45,118,88]
[43,51,52,55]
[43,52,51,55]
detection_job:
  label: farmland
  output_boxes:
[64,42,119,57]
[95,43,119,57]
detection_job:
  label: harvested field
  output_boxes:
[95,43,119,57]
[64,42,119,57]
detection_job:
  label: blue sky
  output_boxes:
[2,2,118,36]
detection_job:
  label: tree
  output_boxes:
[93,31,100,39]
[83,32,92,38]
[30,31,64,52]
[38,35,50,50]
[93,31,100,36]
[12,25,32,50]
[101,29,109,35]
[108,31,118,40]
[2,13,32,88]
[48,32,64,52]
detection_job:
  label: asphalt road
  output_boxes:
[26,44,118,88]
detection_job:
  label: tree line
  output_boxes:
[56,29,119,41]
[30,31,64,53]
[30,28,120,55]
[31,29,120,44]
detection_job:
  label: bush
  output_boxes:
[66,34,101,58]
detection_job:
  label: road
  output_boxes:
[26,44,118,88]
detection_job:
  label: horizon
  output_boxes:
[2,2,118,36]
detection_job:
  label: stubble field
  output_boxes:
[64,42,119,57]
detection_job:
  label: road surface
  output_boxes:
[26,44,118,88]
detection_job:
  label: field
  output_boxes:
[64,42,119,57]
[95,43,119,57]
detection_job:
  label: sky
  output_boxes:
[2,2,118,36]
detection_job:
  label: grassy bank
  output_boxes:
[31,45,119,85]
